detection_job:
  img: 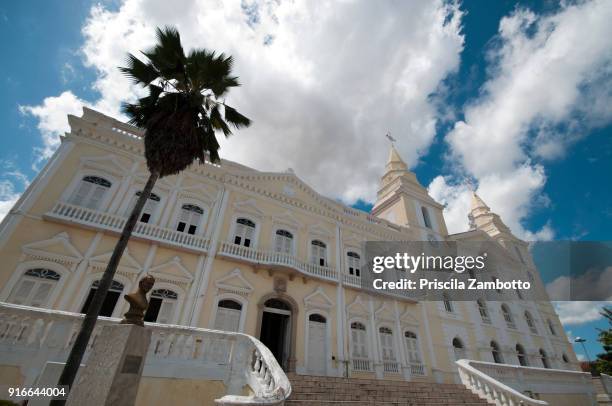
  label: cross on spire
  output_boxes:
[385,132,396,144]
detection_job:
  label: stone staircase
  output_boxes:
[286,373,493,406]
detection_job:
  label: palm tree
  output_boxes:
[54,26,250,401]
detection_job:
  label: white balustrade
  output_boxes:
[46,202,211,253]
[351,358,371,372]
[410,363,425,376]
[218,242,338,282]
[0,303,290,405]
[383,361,400,373]
[456,359,595,406]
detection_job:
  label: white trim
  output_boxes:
[209,293,248,333]
[61,169,120,212]
[117,185,167,225]
[74,271,133,318]
[348,316,371,362]
[169,197,210,236]
[0,260,71,308]
[271,225,297,255]
[147,281,185,324]
[229,213,261,248]
[304,309,331,376]
[149,256,194,284]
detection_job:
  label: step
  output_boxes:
[287,374,492,405]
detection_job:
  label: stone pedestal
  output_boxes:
[66,324,151,406]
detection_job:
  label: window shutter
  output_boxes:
[30,281,54,307]
[157,300,175,324]
[215,307,241,332]
[88,185,107,210]
[70,181,92,207]
[8,279,36,305]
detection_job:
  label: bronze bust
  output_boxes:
[121,275,155,326]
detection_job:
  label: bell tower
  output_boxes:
[371,145,448,238]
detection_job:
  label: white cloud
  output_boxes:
[433,0,612,238]
[546,266,612,301]
[553,301,611,326]
[0,162,30,223]
[0,180,20,223]
[20,0,465,203]
[19,91,89,170]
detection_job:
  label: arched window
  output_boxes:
[177,204,204,235]
[81,279,124,317]
[350,322,368,359]
[274,229,293,254]
[214,299,243,332]
[264,298,291,310]
[515,288,524,300]
[477,299,490,323]
[7,268,61,307]
[491,341,503,364]
[452,337,465,360]
[547,319,557,336]
[311,240,327,267]
[516,344,528,366]
[501,304,515,328]
[69,176,112,210]
[404,331,421,364]
[539,349,550,368]
[347,251,361,277]
[524,311,537,334]
[421,206,432,229]
[144,288,178,324]
[127,191,160,224]
[443,293,453,313]
[378,327,396,362]
[562,353,569,363]
[233,218,256,247]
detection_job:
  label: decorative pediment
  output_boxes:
[90,249,141,273]
[80,154,129,176]
[233,198,265,218]
[399,308,420,326]
[179,183,217,203]
[149,256,193,284]
[272,210,302,230]
[308,223,333,238]
[215,268,254,296]
[304,287,333,310]
[375,303,395,322]
[347,295,370,317]
[343,232,363,248]
[22,232,82,266]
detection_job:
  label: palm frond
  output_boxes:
[118,53,160,86]
[223,104,251,129]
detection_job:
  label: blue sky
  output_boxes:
[1,0,611,360]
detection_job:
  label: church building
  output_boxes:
[0,108,579,397]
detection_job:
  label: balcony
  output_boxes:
[351,358,372,372]
[45,202,211,254]
[218,242,338,282]
[410,362,426,376]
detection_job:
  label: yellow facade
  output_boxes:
[0,107,577,384]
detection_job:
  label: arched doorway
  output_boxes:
[307,313,327,375]
[259,297,293,370]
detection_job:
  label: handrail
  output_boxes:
[457,359,595,406]
[0,303,290,405]
[457,359,548,405]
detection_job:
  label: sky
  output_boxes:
[1,0,611,360]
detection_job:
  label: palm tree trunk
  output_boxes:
[51,170,160,405]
